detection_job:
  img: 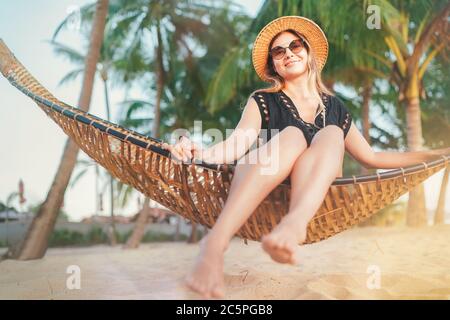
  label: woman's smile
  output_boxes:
[284,59,302,67]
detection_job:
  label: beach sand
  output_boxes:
[0,225,449,300]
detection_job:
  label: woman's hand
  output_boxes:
[161,136,204,164]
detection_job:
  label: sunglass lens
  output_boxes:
[289,39,304,53]
[271,47,286,60]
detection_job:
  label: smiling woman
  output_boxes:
[1,4,449,301]
[249,20,335,147]
[0,34,449,298]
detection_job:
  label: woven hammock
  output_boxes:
[1,40,449,245]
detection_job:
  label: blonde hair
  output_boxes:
[249,29,332,118]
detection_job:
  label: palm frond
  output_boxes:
[48,40,86,64]
[206,46,249,113]
[58,68,84,87]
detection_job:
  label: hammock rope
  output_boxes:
[1,39,449,244]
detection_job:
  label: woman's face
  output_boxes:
[270,31,308,80]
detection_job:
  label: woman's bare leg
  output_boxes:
[262,125,345,264]
[185,126,309,298]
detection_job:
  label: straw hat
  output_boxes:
[252,16,329,82]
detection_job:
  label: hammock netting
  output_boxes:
[1,40,449,244]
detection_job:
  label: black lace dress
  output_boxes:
[251,91,352,147]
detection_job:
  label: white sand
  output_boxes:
[0,225,449,300]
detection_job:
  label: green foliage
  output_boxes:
[142,230,183,242]
[115,229,132,243]
[48,227,107,247]
[48,229,86,247]
[0,202,17,213]
[85,226,109,244]
[27,203,69,221]
[46,226,190,247]
[421,56,450,148]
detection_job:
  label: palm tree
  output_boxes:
[110,0,233,133]
[372,1,449,226]
[111,0,250,247]
[3,0,110,260]
[49,24,129,245]
[48,1,249,248]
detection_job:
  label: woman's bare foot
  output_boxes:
[261,215,307,264]
[185,237,226,299]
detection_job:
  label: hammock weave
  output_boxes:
[1,40,449,245]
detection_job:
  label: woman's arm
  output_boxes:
[198,97,262,164]
[344,122,450,170]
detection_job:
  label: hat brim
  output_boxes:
[252,16,328,82]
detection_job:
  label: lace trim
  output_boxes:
[278,91,327,130]
[343,112,351,132]
[254,93,270,147]
[255,93,269,124]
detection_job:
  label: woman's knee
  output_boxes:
[323,124,345,136]
[278,126,308,150]
[239,126,307,168]
[313,125,344,149]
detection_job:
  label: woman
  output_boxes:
[161,16,449,299]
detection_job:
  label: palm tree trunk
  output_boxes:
[151,22,164,140]
[434,166,449,225]
[123,198,151,249]
[360,81,372,175]
[3,0,109,260]
[124,22,166,249]
[103,77,117,246]
[174,216,181,241]
[188,223,198,243]
[405,93,427,227]
[95,164,100,215]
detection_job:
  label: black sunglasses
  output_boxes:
[269,39,306,60]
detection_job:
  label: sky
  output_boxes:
[0,0,449,222]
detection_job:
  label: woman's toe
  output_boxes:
[286,241,296,253]
[202,289,212,299]
[185,279,194,290]
[212,286,224,299]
